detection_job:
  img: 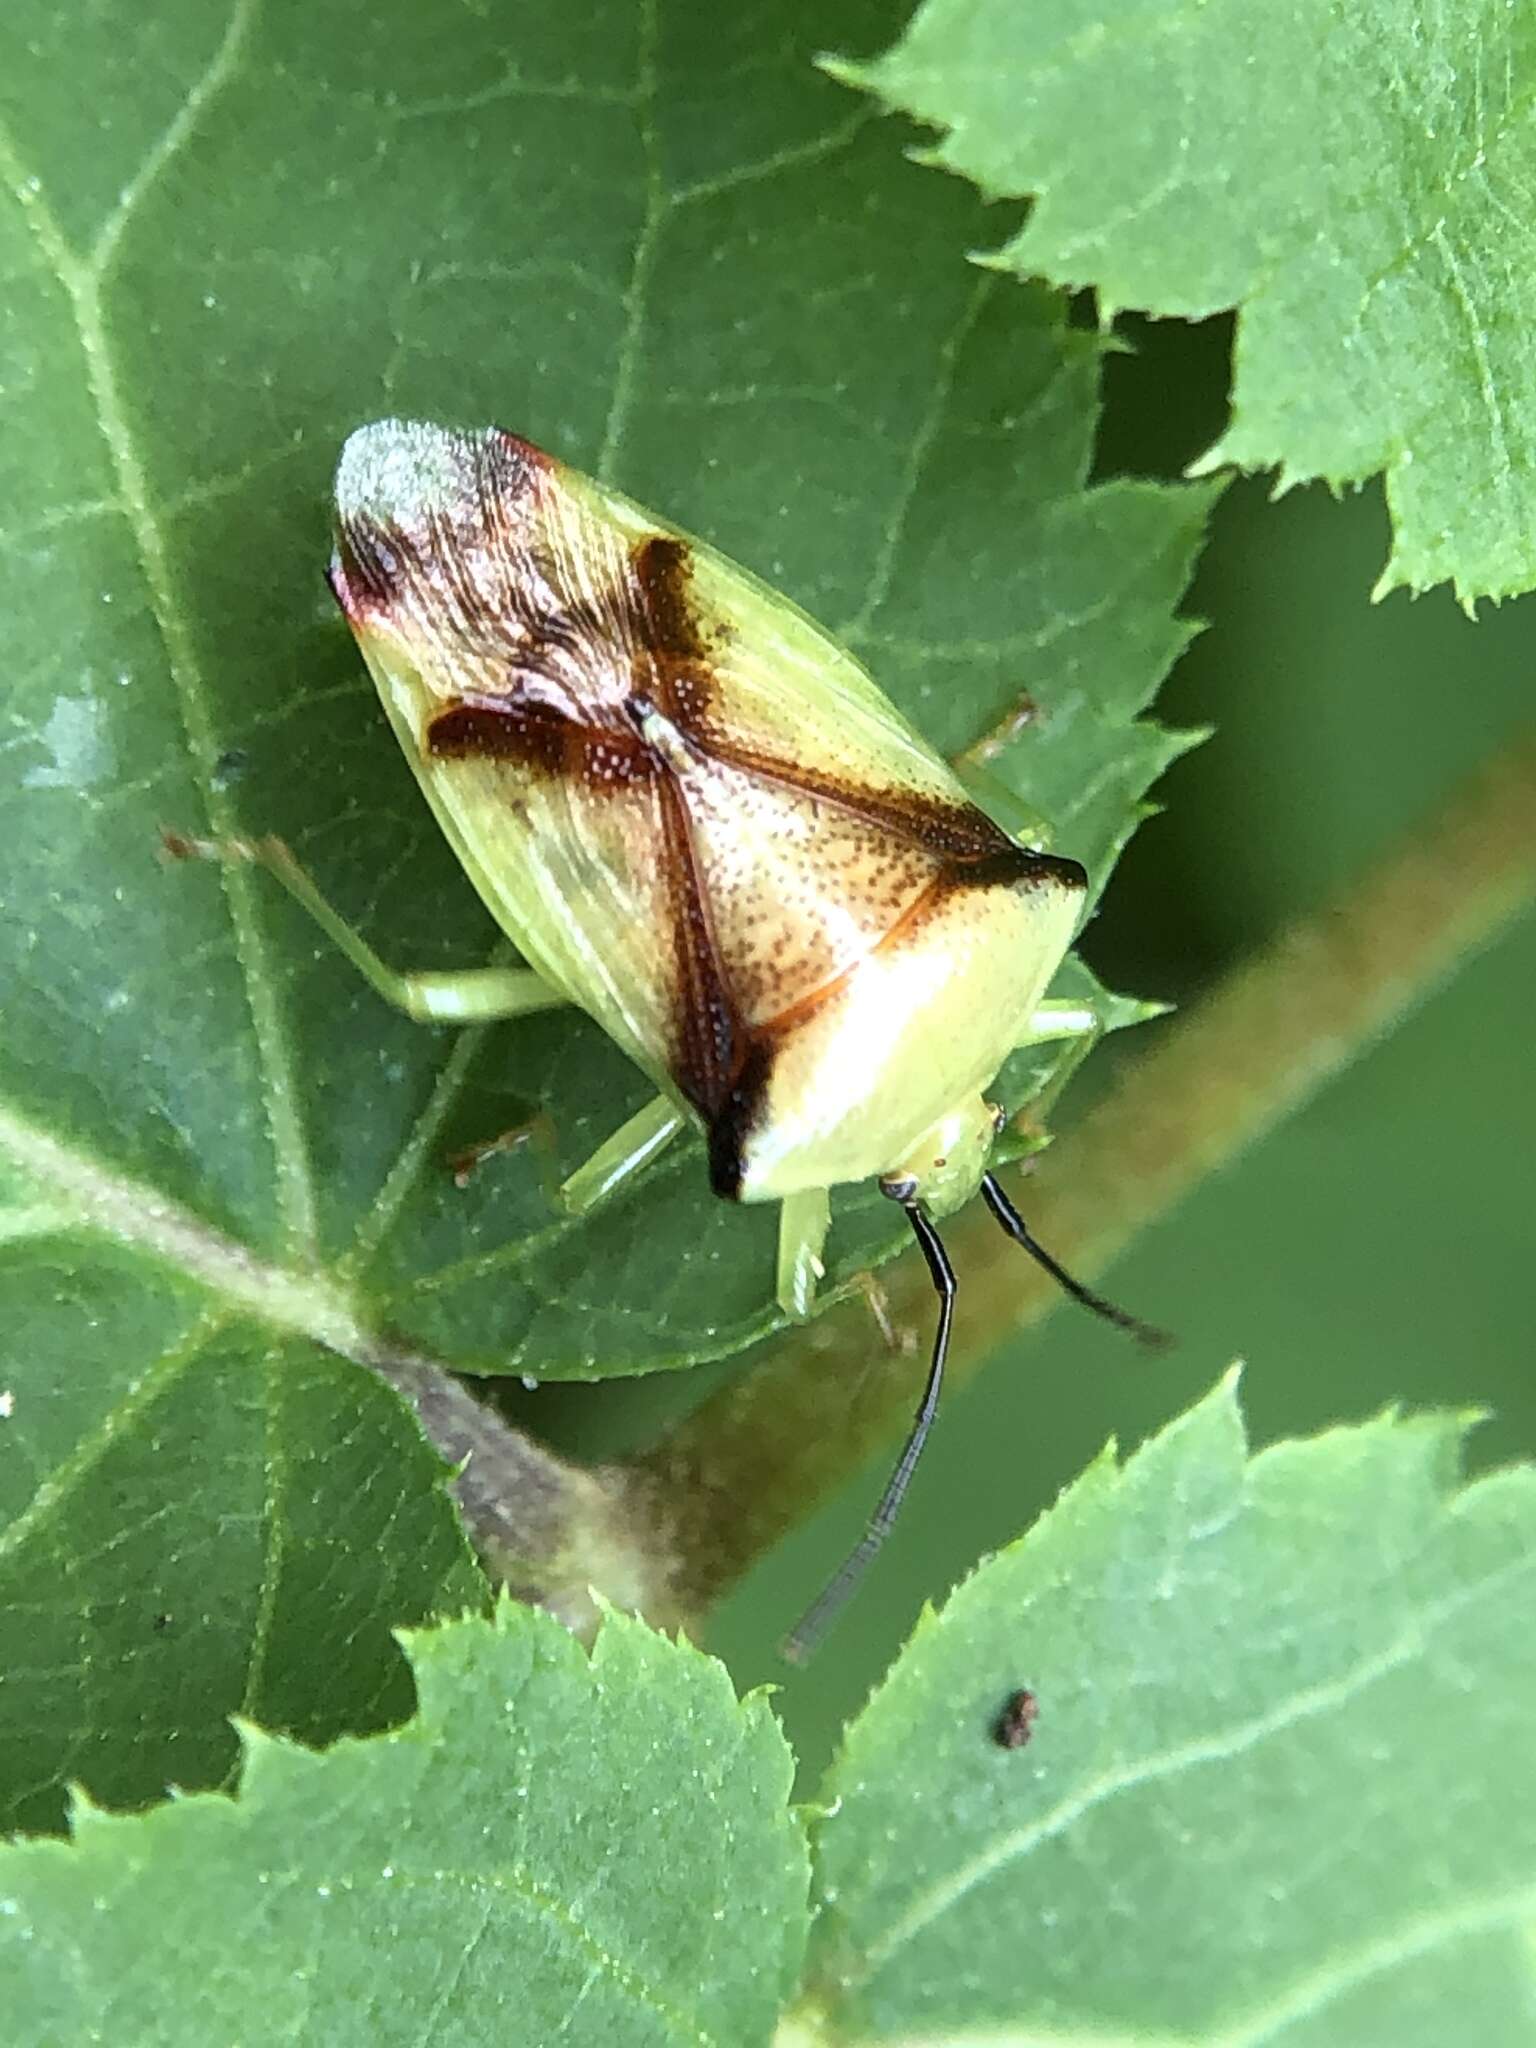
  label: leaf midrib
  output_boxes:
[0,1098,368,1362]
[816,1538,1536,1997]
[0,0,319,1258]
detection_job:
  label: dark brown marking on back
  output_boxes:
[705,735,1091,893]
[632,535,706,662]
[413,525,719,791]
[428,700,568,771]
[630,535,720,739]
[699,735,1031,864]
[653,770,754,1141]
[748,848,1083,1052]
[700,844,1087,1196]
[427,698,660,792]
[929,845,1087,900]
[331,510,408,610]
[416,528,759,1171]
[389,510,1083,1192]
[626,540,780,1182]
[707,1039,775,1200]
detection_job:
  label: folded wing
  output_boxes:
[329,422,1068,1173]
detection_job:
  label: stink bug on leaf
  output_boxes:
[169,420,1164,1654]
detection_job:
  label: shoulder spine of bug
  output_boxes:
[176,419,1166,1655]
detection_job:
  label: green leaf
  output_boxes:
[0,0,1204,1831]
[831,1,1536,608]
[796,1377,1536,2044]
[0,1605,809,2047]
[0,1200,486,1838]
[0,0,1207,1382]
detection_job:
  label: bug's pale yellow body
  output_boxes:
[159,418,1155,1655]
[732,858,1078,1201]
[329,421,1086,1218]
[165,419,1153,1653]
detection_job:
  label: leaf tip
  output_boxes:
[814,50,870,94]
[1369,556,1408,606]
[1184,439,1231,483]
[965,241,1015,278]
[1128,995,1176,1026]
[63,1781,111,1832]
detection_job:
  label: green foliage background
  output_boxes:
[8,1391,1533,2042]
[2,0,1536,2036]
[839,0,1536,606]
[0,0,1209,1839]
[706,310,1536,1778]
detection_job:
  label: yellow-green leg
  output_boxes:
[559,1095,688,1215]
[164,830,568,1024]
[1012,996,1106,1131]
[951,760,1054,850]
[776,1187,832,1320]
[1020,997,1101,1047]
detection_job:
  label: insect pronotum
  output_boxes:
[169,421,1164,1656]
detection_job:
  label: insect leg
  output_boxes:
[1018,997,1101,1047]
[161,831,568,1025]
[559,1095,687,1215]
[775,1187,832,1319]
[448,1110,559,1191]
[781,1203,955,1662]
[1004,996,1111,1137]
[853,1268,912,1353]
[949,756,1053,849]
[950,691,1043,776]
[980,1172,1169,1349]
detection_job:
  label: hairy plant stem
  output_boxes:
[358,1343,682,1637]
[0,1091,677,1637]
[616,728,1536,1622]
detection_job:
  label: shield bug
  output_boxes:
[171,420,1163,1653]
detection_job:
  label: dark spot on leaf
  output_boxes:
[993,1687,1039,1749]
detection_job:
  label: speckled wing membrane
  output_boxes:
[330,422,1085,1197]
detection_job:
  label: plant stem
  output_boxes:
[363,1339,682,1636]
[622,728,1536,1619]
[0,1094,663,1634]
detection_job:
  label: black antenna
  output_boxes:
[780,1176,1170,1662]
[980,1172,1170,1350]
[782,1203,955,1663]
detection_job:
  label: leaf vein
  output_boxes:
[837,274,994,640]
[595,0,664,484]
[405,1892,500,2048]
[669,110,872,208]
[86,0,259,281]
[1429,220,1519,526]
[318,1860,719,2045]
[0,1311,227,1574]
[0,109,319,1254]
[840,1544,1536,1987]
[1214,1879,1536,2047]
[342,1022,493,1274]
[232,1340,292,1750]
